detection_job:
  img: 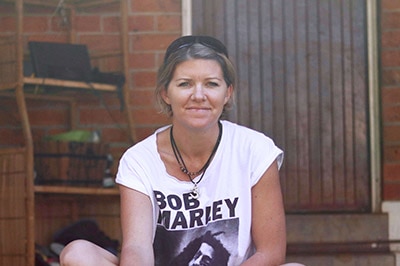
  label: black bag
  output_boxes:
[53,218,119,256]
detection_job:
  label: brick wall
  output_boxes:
[127,0,181,138]
[381,0,400,200]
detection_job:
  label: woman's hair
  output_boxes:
[155,35,237,117]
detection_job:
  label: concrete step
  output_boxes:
[284,214,395,266]
[286,214,389,242]
[286,253,395,266]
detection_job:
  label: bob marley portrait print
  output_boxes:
[154,219,238,266]
[153,190,240,265]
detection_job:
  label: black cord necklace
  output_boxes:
[170,121,222,199]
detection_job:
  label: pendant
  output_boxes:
[190,184,199,199]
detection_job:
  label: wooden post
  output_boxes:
[120,0,136,143]
[15,0,35,265]
[68,6,76,43]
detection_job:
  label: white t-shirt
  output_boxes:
[116,120,283,266]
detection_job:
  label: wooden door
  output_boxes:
[192,0,370,212]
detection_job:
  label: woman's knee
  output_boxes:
[60,239,118,266]
[60,239,95,265]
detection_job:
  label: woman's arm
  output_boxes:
[119,185,155,266]
[241,160,287,266]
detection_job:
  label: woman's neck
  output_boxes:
[170,121,221,159]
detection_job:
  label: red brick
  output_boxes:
[31,128,47,141]
[129,89,157,106]
[381,50,400,67]
[103,93,123,107]
[27,34,69,44]
[383,181,400,200]
[91,55,122,72]
[383,163,400,181]
[157,14,181,31]
[103,16,120,32]
[134,124,171,141]
[26,98,70,108]
[75,15,101,32]
[0,111,18,125]
[24,5,53,14]
[102,127,132,143]
[85,2,119,13]
[384,145,400,161]
[131,34,179,52]
[0,128,24,146]
[131,0,180,13]
[79,108,126,125]
[28,109,69,127]
[72,94,101,105]
[76,93,123,110]
[129,53,156,69]
[383,125,400,142]
[381,69,400,86]
[0,16,16,32]
[382,0,400,10]
[382,87,400,104]
[24,16,50,32]
[50,14,73,32]
[132,71,157,87]
[381,11,400,29]
[382,105,400,122]
[381,30,400,48]
[0,99,18,119]
[79,34,121,51]
[128,15,155,32]
[132,107,169,125]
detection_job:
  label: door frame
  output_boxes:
[181,0,381,213]
[366,0,381,213]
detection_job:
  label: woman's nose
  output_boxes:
[191,84,206,101]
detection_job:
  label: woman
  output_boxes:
[61,35,302,266]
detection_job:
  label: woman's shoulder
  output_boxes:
[220,120,280,155]
[221,120,273,140]
[220,120,283,170]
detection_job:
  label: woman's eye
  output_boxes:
[207,82,219,87]
[178,82,190,87]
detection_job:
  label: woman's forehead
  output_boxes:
[173,59,223,78]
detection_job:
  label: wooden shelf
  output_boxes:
[34,185,119,195]
[23,77,117,92]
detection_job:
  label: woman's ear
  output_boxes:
[224,85,233,104]
[161,87,170,105]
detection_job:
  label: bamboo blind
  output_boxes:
[0,148,29,266]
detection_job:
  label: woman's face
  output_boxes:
[162,59,232,130]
